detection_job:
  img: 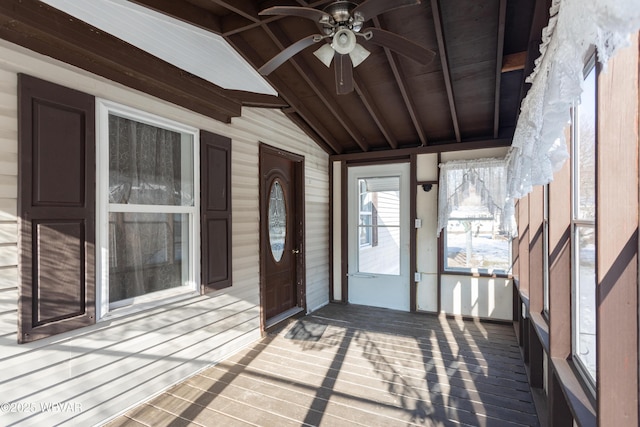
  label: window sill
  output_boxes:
[551,357,597,427]
[441,269,512,279]
[529,311,550,354]
[513,277,526,293]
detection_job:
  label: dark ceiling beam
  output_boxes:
[330,136,512,162]
[430,0,461,142]
[502,51,527,72]
[226,90,288,108]
[521,0,552,99]
[372,16,428,147]
[222,14,267,37]
[493,0,507,138]
[222,1,334,39]
[283,109,335,154]
[129,0,222,33]
[0,0,240,123]
[277,90,342,154]
[353,73,398,149]
[264,23,370,152]
[209,0,259,23]
[227,34,342,154]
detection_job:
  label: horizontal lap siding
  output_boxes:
[0,39,328,426]
[0,69,17,343]
[233,109,330,313]
[2,296,260,426]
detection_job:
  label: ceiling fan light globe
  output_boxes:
[332,28,356,55]
[349,43,370,67]
[313,44,335,67]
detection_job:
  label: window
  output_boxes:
[439,159,513,275]
[18,76,231,342]
[358,179,379,247]
[358,180,373,246]
[571,61,597,387]
[98,102,199,317]
[268,180,286,262]
[357,176,400,275]
[543,184,550,315]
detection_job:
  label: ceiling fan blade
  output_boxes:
[335,53,354,95]
[259,6,331,24]
[352,0,421,22]
[314,43,335,67]
[366,28,436,65]
[259,35,322,75]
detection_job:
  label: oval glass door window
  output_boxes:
[268,180,286,262]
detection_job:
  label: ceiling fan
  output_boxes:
[258,0,436,95]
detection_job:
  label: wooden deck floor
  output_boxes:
[105,304,539,427]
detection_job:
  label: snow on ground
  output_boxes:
[446,230,511,272]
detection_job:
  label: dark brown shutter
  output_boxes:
[18,74,95,343]
[200,130,232,293]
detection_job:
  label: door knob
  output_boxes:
[292,249,300,254]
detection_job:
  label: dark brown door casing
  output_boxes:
[200,130,232,293]
[260,144,305,323]
[18,74,96,343]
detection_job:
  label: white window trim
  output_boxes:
[543,184,550,315]
[438,158,514,275]
[570,58,597,393]
[95,99,201,320]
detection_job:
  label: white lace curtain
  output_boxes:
[506,0,640,199]
[108,115,186,205]
[437,158,515,237]
[108,115,186,302]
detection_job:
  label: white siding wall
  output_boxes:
[331,161,342,301]
[0,69,18,337]
[0,40,328,426]
[415,154,438,312]
[440,275,513,320]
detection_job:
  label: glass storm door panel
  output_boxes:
[347,163,410,311]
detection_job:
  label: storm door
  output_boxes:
[260,145,305,326]
[347,163,410,311]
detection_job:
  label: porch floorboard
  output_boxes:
[105,304,539,427]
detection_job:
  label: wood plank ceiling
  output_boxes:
[2,0,546,158]
[136,0,542,156]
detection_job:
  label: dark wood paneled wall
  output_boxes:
[512,34,639,427]
[595,34,639,425]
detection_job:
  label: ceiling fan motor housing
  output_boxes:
[258,0,435,94]
[323,1,364,34]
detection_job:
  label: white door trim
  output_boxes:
[347,163,410,311]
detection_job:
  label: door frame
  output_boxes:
[259,143,306,331]
[345,162,412,311]
[337,158,417,310]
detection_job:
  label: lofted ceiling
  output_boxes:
[0,0,549,158]
[130,0,547,157]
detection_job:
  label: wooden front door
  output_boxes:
[260,145,304,324]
